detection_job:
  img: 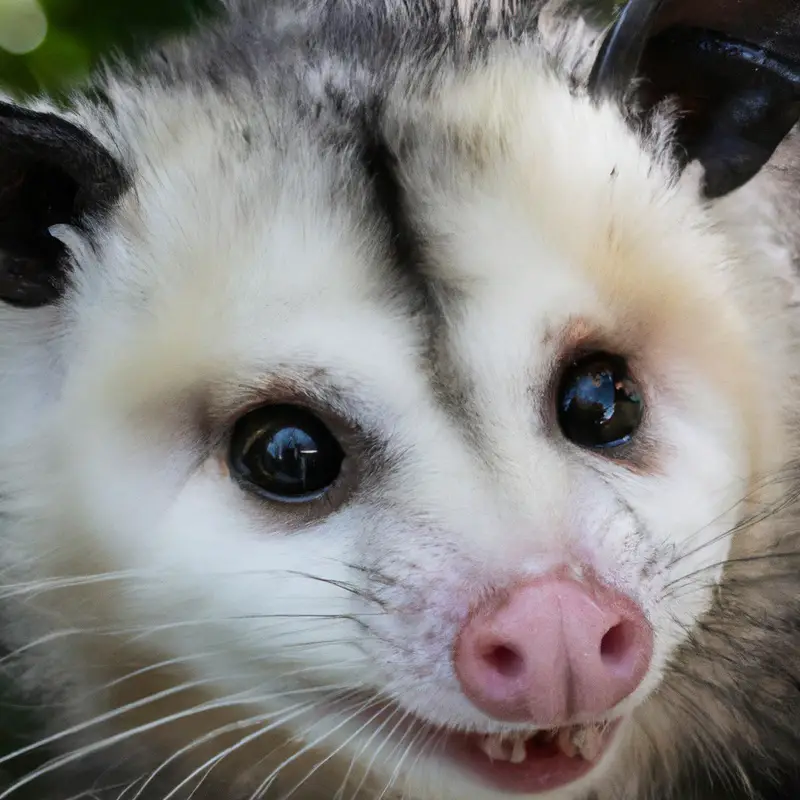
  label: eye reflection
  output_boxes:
[557,354,644,449]
[229,405,344,501]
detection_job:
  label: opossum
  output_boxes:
[0,0,799,798]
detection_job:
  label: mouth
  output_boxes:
[445,720,621,794]
[328,696,622,795]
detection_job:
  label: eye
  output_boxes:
[557,353,644,449]
[228,404,345,502]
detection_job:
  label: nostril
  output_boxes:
[455,577,653,724]
[482,643,526,678]
[600,621,637,672]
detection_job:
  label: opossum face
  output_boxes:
[1,2,799,799]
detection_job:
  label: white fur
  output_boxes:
[0,6,798,800]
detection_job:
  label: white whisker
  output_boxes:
[248,693,384,800]
[345,705,406,800]
[375,719,426,800]
[132,696,340,800]
[275,700,393,800]
[0,682,353,798]
[160,690,368,800]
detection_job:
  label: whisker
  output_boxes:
[0,628,87,666]
[113,774,152,800]
[667,481,800,572]
[663,549,800,598]
[0,680,358,796]
[275,701,394,800]
[81,652,226,698]
[0,677,229,772]
[347,706,409,800]
[0,564,394,601]
[158,691,369,800]
[0,614,377,658]
[0,571,157,599]
[132,692,357,800]
[247,693,384,800]
[375,719,426,800]
[398,724,447,800]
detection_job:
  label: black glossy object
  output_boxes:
[587,0,800,198]
[557,353,644,450]
[587,0,666,99]
[641,28,800,198]
[228,405,345,502]
[0,102,128,308]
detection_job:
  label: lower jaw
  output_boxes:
[444,721,621,795]
[325,696,623,796]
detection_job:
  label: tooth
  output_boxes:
[557,727,578,758]
[479,734,510,762]
[478,735,494,761]
[510,737,527,764]
[574,725,604,762]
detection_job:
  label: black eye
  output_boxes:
[229,404,345,502]
[557,353,644,449]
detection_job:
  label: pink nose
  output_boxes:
[453,574,653,726]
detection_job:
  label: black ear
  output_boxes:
[0,101,128,308]
[588,0,800,199]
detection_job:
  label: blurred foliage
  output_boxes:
[0,0,218,97]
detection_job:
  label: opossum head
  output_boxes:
[0,1,799,798]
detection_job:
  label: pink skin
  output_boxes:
[334,572,652,794]
[447,719,622,795]
[441,572,653,793]
[453,572,653,726]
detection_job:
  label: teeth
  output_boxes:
[477,724,608,765]
[477,733,528,763]
[570,724,605,762]
[509,737,527,764]
[478,734,508,762]
[557,727,578,758]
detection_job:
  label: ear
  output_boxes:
[0,101,128,308]
[588,0,800,199]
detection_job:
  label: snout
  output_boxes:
[453,572,653,726]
